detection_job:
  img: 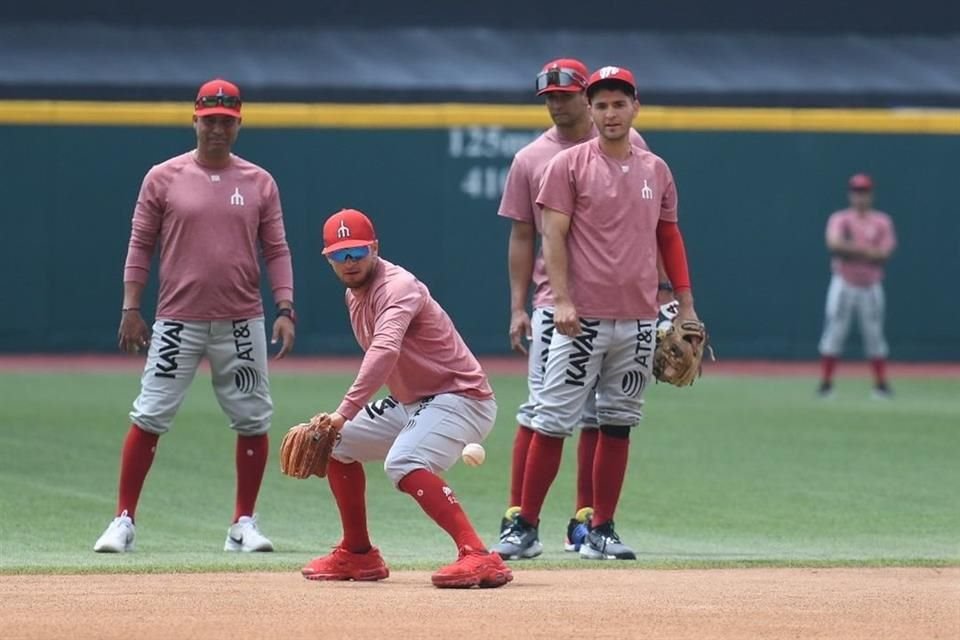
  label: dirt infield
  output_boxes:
[2,354,959,377]
[1,568,956,640]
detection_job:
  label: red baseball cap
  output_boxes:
[587,66,638,98]
[536,58,589,96]
[848,173,874,191]
[322,209,377,255]
[194,78,242,118]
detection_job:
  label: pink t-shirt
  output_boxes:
[498,125,648,309]
[536,139,677,320]
[336,259,494,421]
[124,151,294,320]
[826,208,897,286]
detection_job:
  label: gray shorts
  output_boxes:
[333,393,497,486]
[818,274,888,358]
[517,307,598,429]
[130,318,272,436]
[532,318,656,437]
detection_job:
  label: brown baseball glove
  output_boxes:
[279,413,340,479]
[653,319,712,387]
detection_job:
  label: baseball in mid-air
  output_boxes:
[461,443,486,467]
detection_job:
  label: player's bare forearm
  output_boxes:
[656,253,670,285]
[542,208,579,336]
[541,209,572,303]
[508,221,535,312]
[122,281,145,310]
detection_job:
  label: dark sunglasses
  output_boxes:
[536,68,587,93]
[329,246,371,263]
[195,94,242,110]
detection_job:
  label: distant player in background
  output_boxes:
[496,58,670,557]
[817,173,897,398]
[94,78,296,552]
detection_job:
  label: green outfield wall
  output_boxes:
[0,103,956,358]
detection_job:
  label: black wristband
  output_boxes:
[277,307,296,324]
[121,307,140,312]
[657,282,673,292]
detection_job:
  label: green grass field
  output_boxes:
[1,371,957,574]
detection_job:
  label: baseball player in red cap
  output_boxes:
[298,209,512,589]
[94,78,296,553]
[494,59,672,558]
[495,66,700,561]
[817,173,897,398]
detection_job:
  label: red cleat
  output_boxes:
[431,546,513,589]
[301,545,390,582]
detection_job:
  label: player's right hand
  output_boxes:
[553,300,581,337]
[117,310,150,354]
[509,309,532,355]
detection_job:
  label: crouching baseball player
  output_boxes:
[280,208,512,589]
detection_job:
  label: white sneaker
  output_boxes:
[224,514,274,552]
[93,510,135,553]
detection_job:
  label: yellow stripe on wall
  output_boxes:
[0,100,958,134]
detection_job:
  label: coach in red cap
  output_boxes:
[93,77,295,554]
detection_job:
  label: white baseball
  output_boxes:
[461,443,486,467]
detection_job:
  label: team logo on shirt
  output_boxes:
[337,221,351,238]
[641,180,654,200]
[230,187,245,206]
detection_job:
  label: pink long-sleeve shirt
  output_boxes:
[335,259,494,421]
[123,151,294,320]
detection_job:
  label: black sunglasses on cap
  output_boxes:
[195,94,242,109]
[536,68,587,93]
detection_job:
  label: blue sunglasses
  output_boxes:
[329,245,371,263]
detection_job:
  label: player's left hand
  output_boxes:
[272,316,295,359]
